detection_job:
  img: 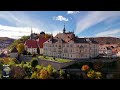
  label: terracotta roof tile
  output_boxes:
[25,39,38,48]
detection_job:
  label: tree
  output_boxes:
[47,65,53,75]
[53,57,55,60]
[37,48,40,54]
[31,71,37,79]
[59,69,65,77]
[10,66,26,79]
[37,69,49,79]
[31,58,38,68]
[16,43,25,54]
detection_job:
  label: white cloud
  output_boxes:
[0,24,41,39]
[53,15,68,21]
[96,29,120,37]
[0,11,42,28]
[0,11,46,39]
[67,11,80,14]
[75,11,120,35]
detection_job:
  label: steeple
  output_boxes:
[30,27,33,39]
[63,23,66,33]
[51,33,53,42]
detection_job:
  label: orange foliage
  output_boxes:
[81,65,90,71]
[37,69,49,79]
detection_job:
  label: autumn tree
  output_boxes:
[37,69,49,79]
[47,65,53,75]
[10,66,26,79]
[45,34,52,38]
[16,43,25,54]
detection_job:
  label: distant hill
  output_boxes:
[89,37,120,45]
[0,37,15,49]
[0,37,14,42]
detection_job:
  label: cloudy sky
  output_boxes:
[0,11,120,39]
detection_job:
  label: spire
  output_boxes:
[51,33,53,42]
[31,27,33,34]
[30,27,33,39]
[63,23,66,33]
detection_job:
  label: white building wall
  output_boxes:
[10,53,18,58]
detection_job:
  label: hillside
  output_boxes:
[89,37,120,45]
[0,37,14,42]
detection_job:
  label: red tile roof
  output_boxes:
[25,39,38,48]
[37,37,49,48]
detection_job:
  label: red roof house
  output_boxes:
[24,39,38,48]
[37,37,49,48]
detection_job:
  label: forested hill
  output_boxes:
[89,37,120,45]
[0,37,14,42]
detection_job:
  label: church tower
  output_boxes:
[63,23,66,33]
[30,27,33,39]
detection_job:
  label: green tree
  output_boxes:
[31,58,38,68]
[59,69,65,77]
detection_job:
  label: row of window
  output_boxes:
[44,44,97,48]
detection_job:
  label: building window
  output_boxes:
[67,45,69,47]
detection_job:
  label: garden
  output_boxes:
[38,56,72,63]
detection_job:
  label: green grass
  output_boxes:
[38,56,72,63]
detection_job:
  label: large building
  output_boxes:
[43,25,99,60]
[24,29,49,55]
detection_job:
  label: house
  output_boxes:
[99,45,113,57]
[24,29,51,55]
[10,47,18,58]
[36,37,49,55]
[24,39,38,54]
[43,25,99,60]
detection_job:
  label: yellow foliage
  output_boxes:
[16,43,25,54]
[31,71,37,79]
[47,65,53,75]
[37,69,49,79]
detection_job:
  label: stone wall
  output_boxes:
[38,59,75,70]
[19,55,33,62]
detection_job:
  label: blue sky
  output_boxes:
[0,11,120,39]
